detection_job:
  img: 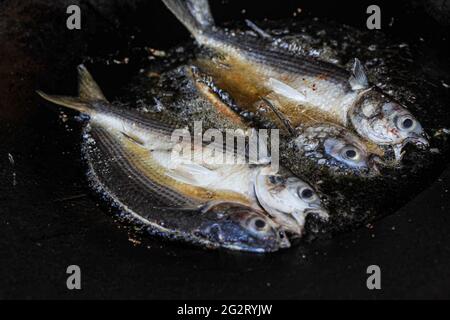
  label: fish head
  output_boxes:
[294,124,379,172]
[323,131,378,171]
[350,88,429,160]
[196,203,290,252]
[254,171,328,236]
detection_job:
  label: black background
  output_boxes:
[0,0,449,299]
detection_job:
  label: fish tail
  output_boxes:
[37,64,107,115]
[161,0,215,41]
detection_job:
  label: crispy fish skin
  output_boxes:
[162,0,429,160]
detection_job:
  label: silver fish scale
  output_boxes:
[215,31,351,87]
[96,103,178,136]
[88,125,199,208]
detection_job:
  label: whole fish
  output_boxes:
[190,66,382,173]
[87,124,289,252]
[38,65,328,245]
[162,0,429,160]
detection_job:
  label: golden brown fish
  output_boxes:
[162,0,429,161]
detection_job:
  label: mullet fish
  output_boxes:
[38,65,328,251]
[191,66,382,173]
[162,0,429,161]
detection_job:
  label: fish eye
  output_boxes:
[254,218,266,229]
[324,137,368,169]
[397,116,416,131]
[402,118,413,128]
[345,149,357,159]
[341,146,360,161]
[248,216,269,233]
[297,186,317,202]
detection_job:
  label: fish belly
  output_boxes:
[253,62,357,126]
[151,144,257,201]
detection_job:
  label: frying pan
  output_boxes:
[0,0,449,299]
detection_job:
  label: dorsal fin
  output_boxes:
[78,64,107,102]
[245,20,272,39]
[349,58,369,90]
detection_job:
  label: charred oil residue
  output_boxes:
[107,17,450,241]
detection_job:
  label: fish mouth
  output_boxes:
[197,221,290,253]
[232,238,290,253]
[261,207,306,236]
[410,133,430,149]
[393,133,430,161]
[283,208,329,238]
[304,208,329,221]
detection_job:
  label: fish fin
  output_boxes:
[190,68,247,126]
[245,19,272,39]
[37,65,107,115]
[261,97,297,137]
[165,166,199,185]
[267,78,307,102]
[120,131,145,146]
[36,91,92,114]
[151,205,202,213]
[198,200,257,214]
[77,64,107,102]
[166,162,216,186]
[153,201,252,215]
[349,58,369,90]
[161,0,214,39]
